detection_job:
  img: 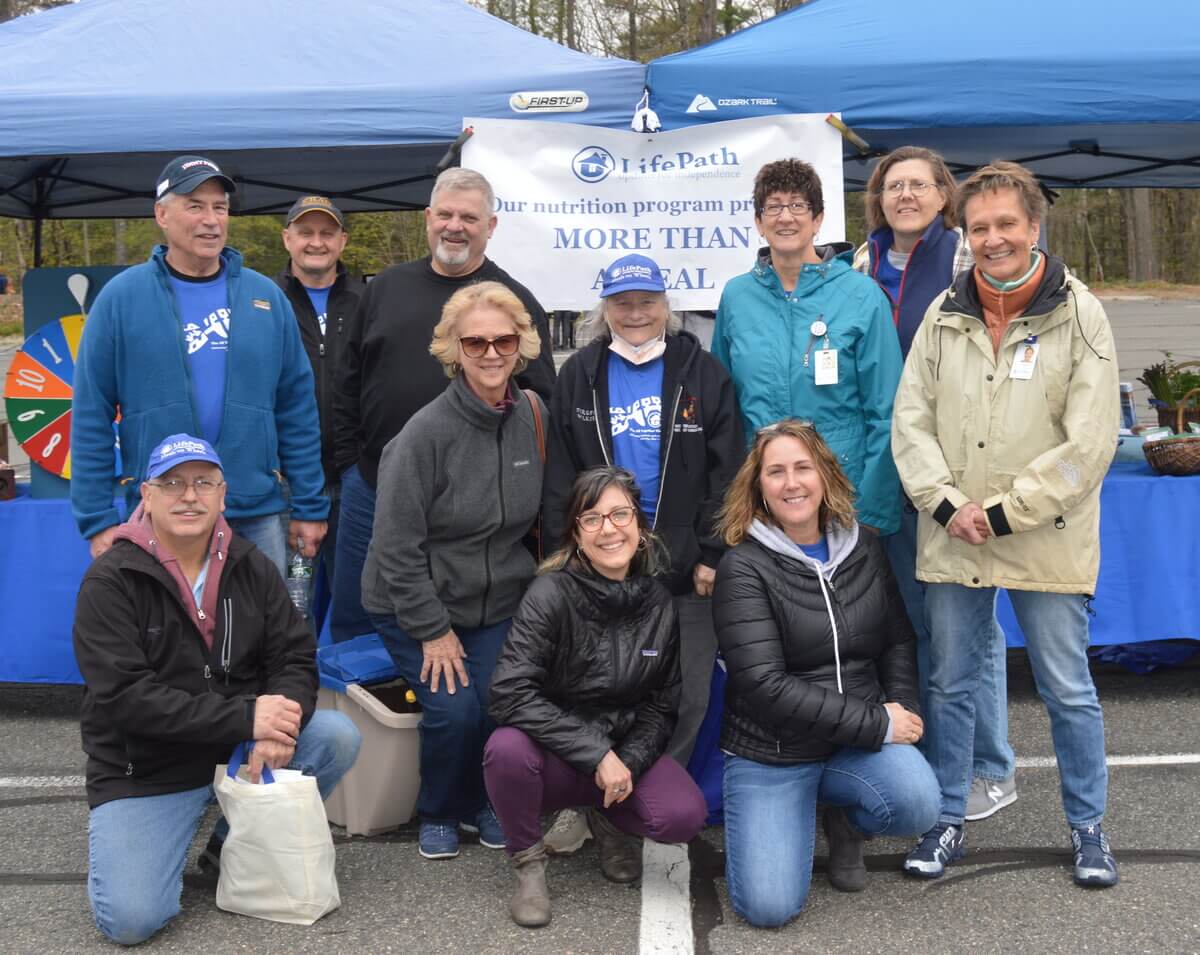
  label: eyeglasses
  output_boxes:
[147,477,225,498]
[882,179,936,197]
[576,506,637,533]
[761,201,813,218]
[459,334,520,358]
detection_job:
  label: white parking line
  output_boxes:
[1015,753,1200,769]
[640,840,693,955]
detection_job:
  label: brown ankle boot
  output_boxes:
[586,808,643,884]
[823,806,867,892]
[509,840,551,927]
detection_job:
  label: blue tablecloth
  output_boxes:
[2,461,1198,684]
[996,461,1200,650]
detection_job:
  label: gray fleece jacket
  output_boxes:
[361,373,546,640]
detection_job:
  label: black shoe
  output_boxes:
[196,832,224,876]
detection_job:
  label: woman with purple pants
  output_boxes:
[484,467,708,928]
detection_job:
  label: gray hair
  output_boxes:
[430,167,495,215]
[578,293,684,340]
[154,190,229,211]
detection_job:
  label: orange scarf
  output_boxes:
[973,254,1046,354]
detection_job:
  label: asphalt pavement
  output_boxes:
[1,653,1198,953]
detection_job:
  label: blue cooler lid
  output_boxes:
[317,633,400,692]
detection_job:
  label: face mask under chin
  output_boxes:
[607,327,667,365]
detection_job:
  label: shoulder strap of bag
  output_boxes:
[523,389,546,464]
[227,741,275,784]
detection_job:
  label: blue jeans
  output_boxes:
[882,503,1014,781]
[227,511,288,580]
[925,584,1108,828]
[370,612,511,823]
[331,465,376,643]
[86,710,361,946]
[723,745,939,928]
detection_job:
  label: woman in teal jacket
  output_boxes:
[713,159,903,534]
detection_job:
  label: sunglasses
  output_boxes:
[459,334,520,359]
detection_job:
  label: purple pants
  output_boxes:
[483,726,708,855]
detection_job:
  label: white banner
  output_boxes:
[462,114,845,311]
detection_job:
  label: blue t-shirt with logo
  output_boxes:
[608,354,664,520]
[304,285,332,337]
[169,267,230,444]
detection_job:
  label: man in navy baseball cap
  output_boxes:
[70,149,329,579]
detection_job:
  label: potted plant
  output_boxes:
[1138,352,1200,431]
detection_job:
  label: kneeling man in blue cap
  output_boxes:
[74,433,361,946]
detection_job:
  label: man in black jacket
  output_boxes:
[330,167,556,642]
[74,433,361,946]
[276,196,365,584]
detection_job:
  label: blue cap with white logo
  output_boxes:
[146,434,223,480]
[600,254,666,298]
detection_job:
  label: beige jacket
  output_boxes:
[892,258,1119,594]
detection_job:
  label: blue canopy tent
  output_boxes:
[646,0,1200,189]
[0,0,643,257]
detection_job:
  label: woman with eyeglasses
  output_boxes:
[713,159,903,540]
[361,281,547,862]
[485,467,708,927]
[541,253,743,853]
[712,419,938,928]
[853,146,1017,823]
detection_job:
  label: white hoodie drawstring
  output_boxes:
[814,570,843,694]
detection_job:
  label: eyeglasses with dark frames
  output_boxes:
[761,201,813,218]
[576,506,637,533]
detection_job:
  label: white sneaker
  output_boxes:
[964,775,1017,821]
[543,809,592,855]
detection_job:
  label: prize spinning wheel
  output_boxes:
[2,274,114,480]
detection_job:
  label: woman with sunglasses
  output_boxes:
[541,253,743,852]
[853,147,1017,822]
[713,159,903,538]
[361,281,547,862]
[485,467,708,927]
[713,420,938,927]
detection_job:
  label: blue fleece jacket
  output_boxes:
[71,246,328,539]
[713,244,903,534]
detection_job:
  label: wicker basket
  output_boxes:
[1144,386,1200,476]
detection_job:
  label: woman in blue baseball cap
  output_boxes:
[539,253,744,854]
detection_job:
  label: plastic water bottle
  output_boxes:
[286,549,313,613]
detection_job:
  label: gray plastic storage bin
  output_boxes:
[319,680,421,835]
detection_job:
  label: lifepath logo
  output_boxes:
[572,147,616,183]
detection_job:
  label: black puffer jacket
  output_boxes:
[488,567,680,779]
[712,528,918,764]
